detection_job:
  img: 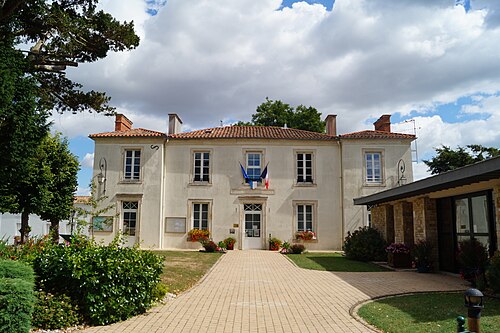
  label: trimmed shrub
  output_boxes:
[202,240,217,252]
[0,261,35,333]
[290,244,305,254]
[486,251,500,293]
[457,239,489,287]
[33,237,164,325]
[343,226,386,261]
[0,259,34,283]
[31,291,83,329]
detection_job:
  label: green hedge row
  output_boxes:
[33,237,164,325]
[0,260,35,333]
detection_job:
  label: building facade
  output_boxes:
[90,114,414,250]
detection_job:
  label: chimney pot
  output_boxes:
[115,114,133,131]
[325,114,337,136]
[168,113,183,135]
[374,114,391,132]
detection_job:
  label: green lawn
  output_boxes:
[358,292,500,333]
[156,251,223,294]
[287,252,389,272]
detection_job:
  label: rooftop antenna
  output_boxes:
[220,120,223,127]
[404,119,420,163]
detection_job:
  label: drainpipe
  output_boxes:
[339,139,345,247]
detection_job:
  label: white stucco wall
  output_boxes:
[341,138,414,235]
[163,139,343,250]
[92,137,165,248]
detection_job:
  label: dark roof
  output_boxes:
[168,126,337,141]
[354,156,500,206]
[339,130,415,140]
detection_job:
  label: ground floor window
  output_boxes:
[192,203,209,230]
[294,203,317,233]
[122,201,138,236]
[454,191,495,252]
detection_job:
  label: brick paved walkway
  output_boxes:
[82,251,467,333]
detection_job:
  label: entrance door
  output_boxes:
[243,203,262,249]
[122,201,139,247]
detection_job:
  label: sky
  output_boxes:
[48,0,500,195]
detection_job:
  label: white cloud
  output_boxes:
[81,153,94,169]
[76,186,91,196]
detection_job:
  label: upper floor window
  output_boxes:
[297,153,313,183]
[192,203,209,230]
[193,151,210,182]
[246,152,261,182]
[124,149,141,180]
[365,152,382,183]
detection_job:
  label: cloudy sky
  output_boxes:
[49,0,500,194]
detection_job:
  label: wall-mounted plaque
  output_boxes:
[165,217,186,233]
[93,216,113,232]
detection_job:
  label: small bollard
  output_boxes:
[456,316,466,332]
[464,288,484,333]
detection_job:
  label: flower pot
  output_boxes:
[388,252,411,268]
[227,243,234,250]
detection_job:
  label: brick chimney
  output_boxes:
[168,113,183,135]
[373,114,391,132]
[115,114,133,131]
[325,114,337,136]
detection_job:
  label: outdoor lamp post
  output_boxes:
[464,288,484,333]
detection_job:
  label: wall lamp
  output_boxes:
[97,157,107,195]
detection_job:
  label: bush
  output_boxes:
[151,283,168,302]
[31,291,82,329]
[486,251,500,293]
[202,241,217,252]
[269,237,282,251]
[290,244,305,254]
[224,237,236,250]
[0,236,53,263]
[33,236,164,325]
[457,239,489,286]
[0,260,35,333]
[343,226,386,261]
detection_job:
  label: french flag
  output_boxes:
[260,164,269,189]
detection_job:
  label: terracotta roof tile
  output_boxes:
[339,130,415,140]
[89,128,165,138]
[74,196,91,204]
[168,126,337,141]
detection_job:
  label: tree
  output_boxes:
[39,133,80,243]
[0,0,140,114]
[424,145,500,175]
[238,98,326,133]
[0,40,51,243]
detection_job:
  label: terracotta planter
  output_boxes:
[269,245,279,251]
[226,243,234,250]
[387,252,411,268]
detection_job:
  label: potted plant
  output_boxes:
[385,243,411,268]
[224,237,236,250]
[187,229,210,242]
[280,241,291,254]
[269,237,282,251]
[295,230,316,241]
[411,240,433,273]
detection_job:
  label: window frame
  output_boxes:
[121,201,139,236]
[293,201,318,237]
[188,200,212,231]
[363,150,384,185]
[243,149,265,184]
[191,149,212,184]
[295,150,315,185]
[122,148,142,182]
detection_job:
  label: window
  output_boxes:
[124,149,141,180]
[365,152,382,183]
[192,203,209,230]
[122,201,138,235]
[193,151,210,182]
[246,152,261,182]
[297,204,314,232]
[455,192,494,250]
[297,153,313,183]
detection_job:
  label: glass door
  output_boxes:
[243,203,262,249]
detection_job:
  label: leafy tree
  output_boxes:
[238,98,326,133]
[39,133,80,243]
[0,0,140,114]
[424,145,500,175]
[0,40,51,243]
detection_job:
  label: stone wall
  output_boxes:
[394,201,413,245]
[412,196,439,267]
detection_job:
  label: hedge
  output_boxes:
[33,237,164,325]
[0,260,35,333]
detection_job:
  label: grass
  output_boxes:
[156,251,223,294]
[287,252,389,272]
[358,292,500,333]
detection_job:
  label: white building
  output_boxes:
[89,114,414,250]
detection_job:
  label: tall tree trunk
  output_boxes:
[20,210,29,244]
[50,218,59,243]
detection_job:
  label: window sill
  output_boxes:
[119,180,142,184]
[363,182,385,187]
[188,182,212,187]
[293,183,317,188]
[293,238,318,243]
